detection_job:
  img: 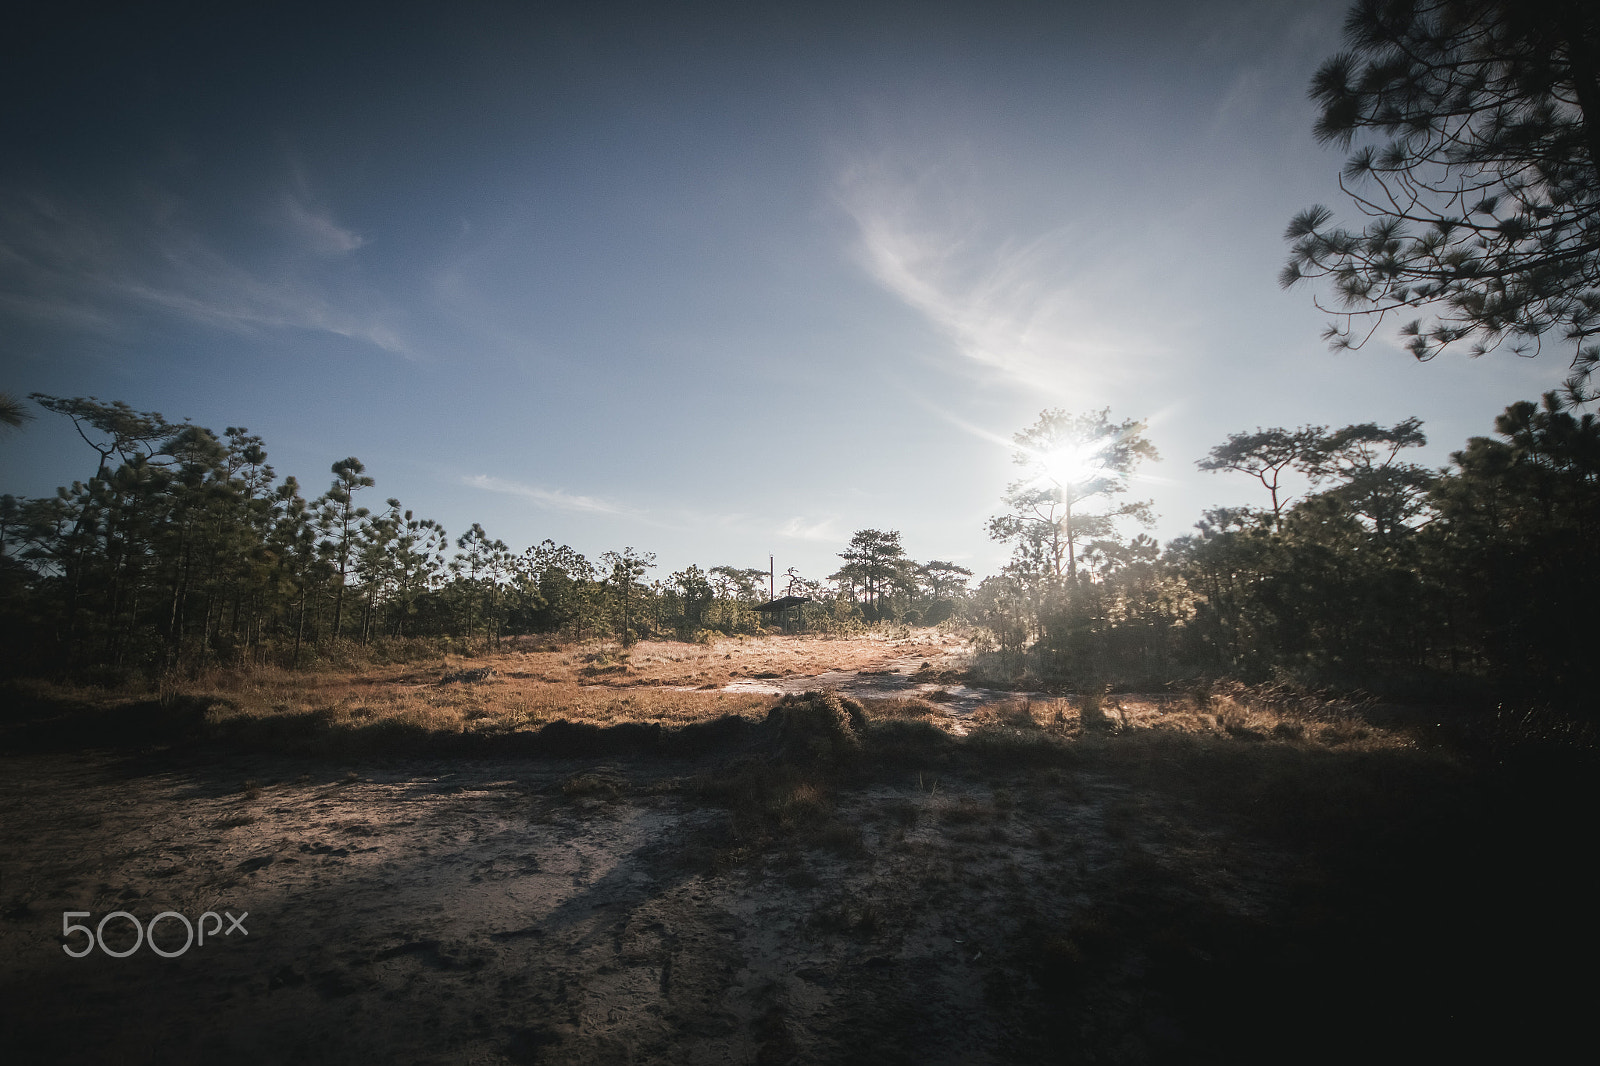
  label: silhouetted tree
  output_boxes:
[1178,418,1439,683]
[1282,0,1600,398]
[0,393,33,431]
[1429,392,1598,693]
[30,395,179,479]
[1309,418,1437,537]
[1197,426,1326,525]
[987,409,1159,582]
[25,396,182,662]
[314,457,374,641]
[1201,419,1434,537]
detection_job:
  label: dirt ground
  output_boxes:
[0,746,1283,1066]
[0,634,1590,1064]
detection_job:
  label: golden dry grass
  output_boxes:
[564,631,964,687]
[941,688,1410,753]
[192,672,776,739]
[136,632,966,742]
[6,632,1414,758]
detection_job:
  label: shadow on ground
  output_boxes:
[1,689,1593,1063]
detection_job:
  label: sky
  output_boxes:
[0,0,1564,587]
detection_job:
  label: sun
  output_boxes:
[1037,440,1107,488]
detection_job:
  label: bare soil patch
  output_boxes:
[0,637,1591,1064]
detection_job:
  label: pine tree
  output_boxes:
[987,409,1159,582]
[1283,0,1600,398]
[314,458,374,641]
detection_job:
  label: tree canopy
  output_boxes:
[1200,418,1434,536]
[830,529,916,614]
[1196,426,1326,525]
[1281,0,1600,399]
[0,393,33,431]
[987,409,1159,581]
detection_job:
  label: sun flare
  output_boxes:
[1036,440,1107,488]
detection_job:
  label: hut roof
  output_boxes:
[755,595,811,612]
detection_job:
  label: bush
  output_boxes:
[1078,688,1112,732]
[768,691,868,764]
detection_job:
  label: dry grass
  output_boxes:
[1,650,766,757]
[161,630,959,691]
[606,631,963,686]
[197,674,773,737]
[4,634,1420,765]
[44,633,962,751]
[857,696,943,721]
[941,687,1407,752]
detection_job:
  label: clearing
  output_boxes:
[0,632,1590,1064]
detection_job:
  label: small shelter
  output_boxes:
[755,595,810,633]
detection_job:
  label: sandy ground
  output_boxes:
[2,748,791,1064]
[1,743,1276,1066]
[3,634,1585,1063]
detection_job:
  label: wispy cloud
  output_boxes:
[279,193,367,256]
[463,474,636,517]
[907,393,1026,453]
[0,186,409,356]
[836,156,1165,398]
[778,515,843,542]
[465,474,791,540]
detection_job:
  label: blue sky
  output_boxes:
[0,1,1561,585]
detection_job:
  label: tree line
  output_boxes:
[970,398,1596,702]
[0,395,974,674]
[2,390,1592,703]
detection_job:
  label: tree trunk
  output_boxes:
[293,595,306,668]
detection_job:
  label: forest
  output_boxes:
[1,388,1593,707]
